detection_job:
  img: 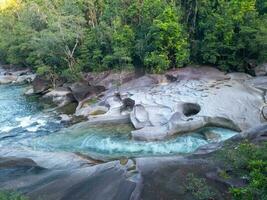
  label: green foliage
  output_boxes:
[0,0,85,81]
[146,5,189,71]
[0,191,29,200]
[144,52,170,73]
[0,0,266,76]
[219,142,267,200]
[191,0,267,72]
[185,173,216,200]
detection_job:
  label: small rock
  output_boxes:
[0,75,17,84]
[130,105,150,129]
[24,88,34,96]
[32,76,51,94]
[59,114,72,122]
[43,87,75,107]
[16,74,36,84]
[57,102,78,115]
[204,131,221,142]
[255,63,267,76]
[10,69,31,76]
[121,98,135,112]
[165,74,178,82]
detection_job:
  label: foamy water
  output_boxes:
[0,84,238,160]
[29,123,237,160]
[0,84,62,146]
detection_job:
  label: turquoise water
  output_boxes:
[0,84,62,145]
[29,123,237,160]
[0,84,238,160]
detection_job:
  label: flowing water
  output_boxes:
[0,84,238,160]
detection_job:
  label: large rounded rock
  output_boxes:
[130,105,150,129]
[119,75,158,91]
[121,97,135,111]
[69,82,106,102]
[255,63,267,76]
[79,67,266,141]
[85,71,135,89]
[43,87,76,107]
[0,75,17,84]
[16,74,36,84]
[247,76,267,91]
[24,87,34,96]
[131,104,173,130]
[166,66,227,81]
[32,76,51,94]
[10,68,31,76]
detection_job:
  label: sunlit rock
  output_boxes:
[86,67,265,141]
[0,75,17,84]
[43,87,75,107]
[255,63,267,76]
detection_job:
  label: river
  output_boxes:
[0,84,238,160]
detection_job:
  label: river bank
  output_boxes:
[0,72,237,160]
[0,65,267,157]
[0,65,267,199]
[25,65,267,140]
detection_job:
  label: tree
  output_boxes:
[0,0,266,77]
[145,5,189,73]
[192,0,266,72]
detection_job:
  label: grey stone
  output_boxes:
[0,75,17,84]
[43,87,75,107]
[32,76,51,94]
[78,67,265,141]
[69,82,106,103]
[204,131,221,142]
[255,63,267,76]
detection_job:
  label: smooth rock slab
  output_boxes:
[0,75,17,84]
[0,124,267,200]
[43,87,76,107]
[0,156,141,200]
[255,63,267,76]
[129,77,265,140]
[88,67,265,141]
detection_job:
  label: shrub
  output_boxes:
[0,191,29,200]
[185,173,216,200]
[219,142,267,200]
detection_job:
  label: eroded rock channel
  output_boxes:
[0,66,267,200]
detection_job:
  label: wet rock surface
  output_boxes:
[0,68,35,85]
[1,66,267,199]
[81,67,265,141]
[0,146,142,200]
[255,63,267,76]
[32,76,51,94]
[43,87,76,107]
[84,71,136,89]
[0,155,141,200]
[0,124,265,200]
[69,82,105,102]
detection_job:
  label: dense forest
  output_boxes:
[0,0,267,80]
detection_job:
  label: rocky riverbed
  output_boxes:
[0,65,267,200]
[63,66,267,141]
